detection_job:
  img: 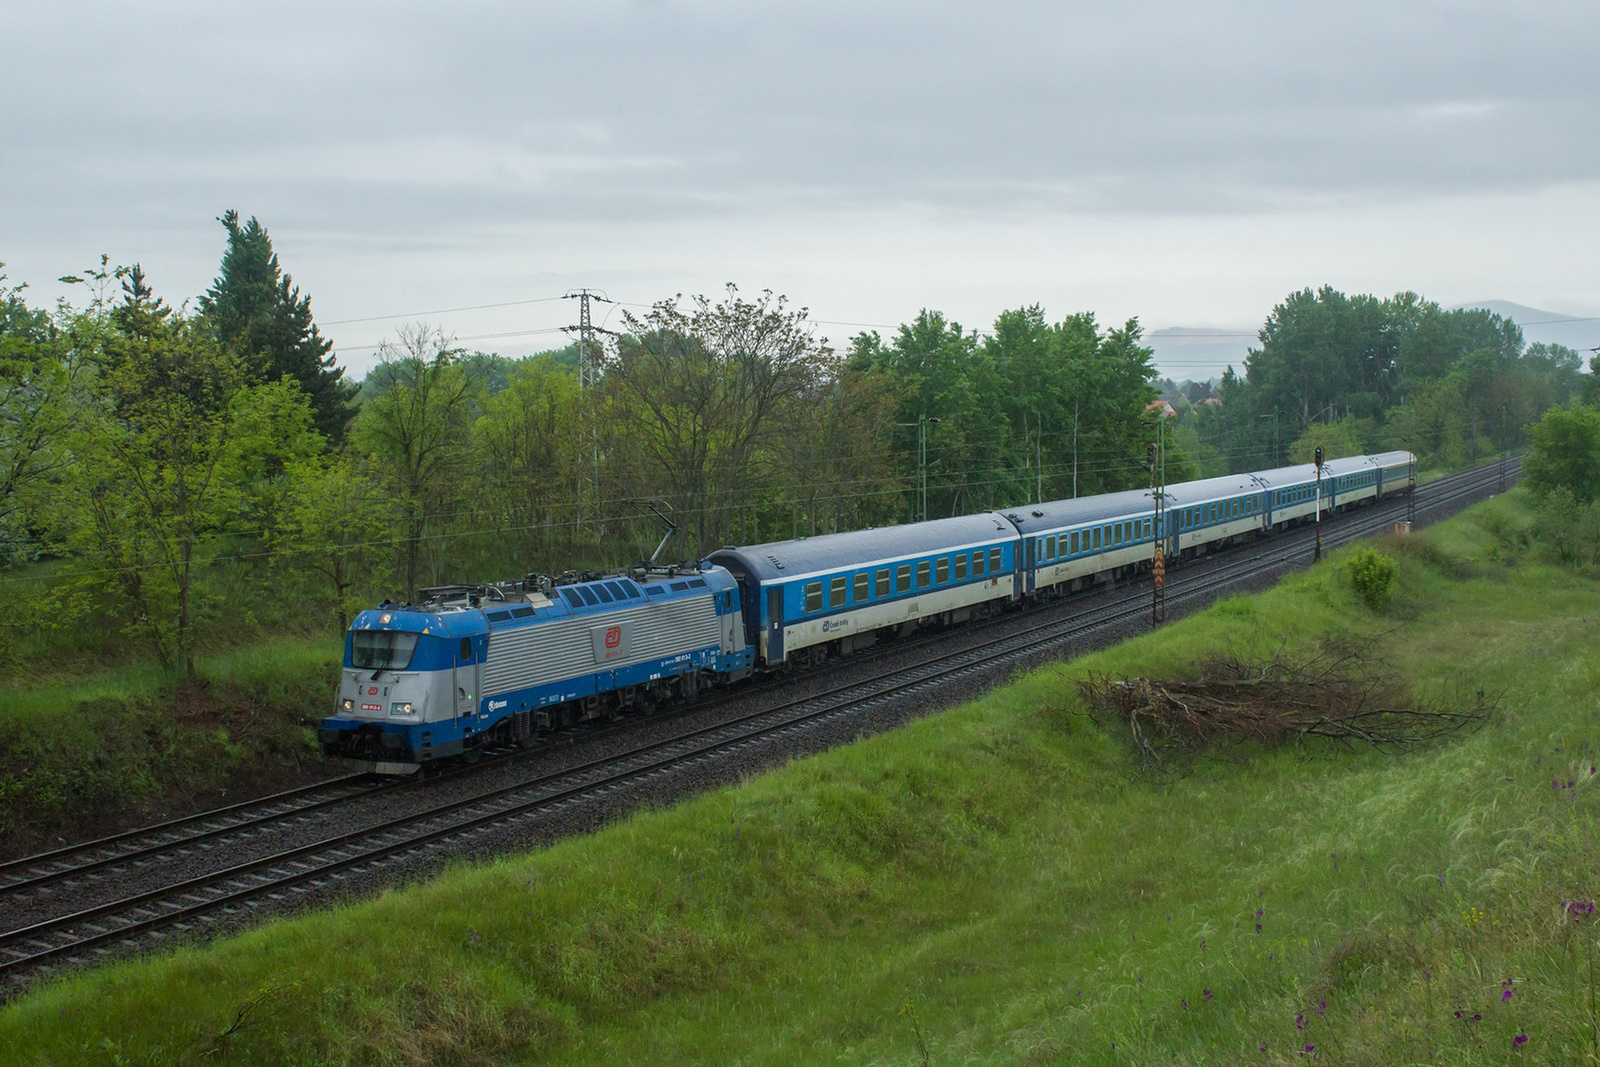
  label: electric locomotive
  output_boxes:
[322,568,753,773]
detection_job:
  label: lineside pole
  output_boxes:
[1313,446,1324,563]
[1149,442,1165,626]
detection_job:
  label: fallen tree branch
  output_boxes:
[1076,636,1493,774]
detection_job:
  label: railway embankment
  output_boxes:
[0,641,337,861]
[6,488,1599,1064]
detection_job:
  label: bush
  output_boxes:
[1345,547,1398,608]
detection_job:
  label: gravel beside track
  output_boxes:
[0,460,1516,996]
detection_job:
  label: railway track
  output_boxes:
[0,458,1515,992]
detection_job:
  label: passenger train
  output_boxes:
[321,451,1416,773]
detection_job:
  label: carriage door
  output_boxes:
[454,637,479,719]
[766,586,786,664]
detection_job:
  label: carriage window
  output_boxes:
[876,568,890,597]
[805,583,822,613]
[954,553,967,580]
[1047,535,1058,559]
[971,551,984,575]
[916,561,931,586]
[896,564,911,593]
[1113,524,1122,546]
[936,558,949,583]
[1071,531,1080,554]
[829,576,847,609]
[989,547,1002,571]
[1093,527,1102,550]
[855,573,870,601]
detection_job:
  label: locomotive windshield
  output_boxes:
[350,630,421,670]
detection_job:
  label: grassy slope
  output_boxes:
[5,491,1599,1064]
[0,637,340,856]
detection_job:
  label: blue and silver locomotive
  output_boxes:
[322,569,753,773]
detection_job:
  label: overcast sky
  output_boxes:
[4,1,1597,379]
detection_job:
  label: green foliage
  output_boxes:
[1189,287,1573,476]
[847,304,1161,515]
[1528,486,1600,569]
[0,648,334,857]
[1343,546,1398,608]
[198,210,356,441]
[1522,403,1600,504]
[350,325,482,597]
[1288,416,1368,464]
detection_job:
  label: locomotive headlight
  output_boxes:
[342,698,354,711]
[391,702,414,716]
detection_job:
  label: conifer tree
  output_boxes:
[199,210,356,441]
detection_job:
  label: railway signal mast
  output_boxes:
[1150,441,1166,626]
[1313,445,1324,562]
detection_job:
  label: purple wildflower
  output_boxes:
[1256,923,1263,933]
[1296,1012,1306,1032]
[1503,988,1514,1002]
[1203,989,1214,1002]
[1513,1034,1528,1048]
[1182,999,1190,1011]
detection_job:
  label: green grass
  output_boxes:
[5,490,1598,1064]
[0,636,341,855]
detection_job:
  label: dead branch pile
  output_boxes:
[1076,638,1492,771]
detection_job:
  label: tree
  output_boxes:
[1522,404,1600,505]
[470,355,585,562]
[352,325,481,598]
[1289,418,1367,464]
[609,286,829,551]
[77,301,321,675]
[0,266,81,562]
[276,454,393,631]
[198,210,356,441]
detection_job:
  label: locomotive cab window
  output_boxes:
[351,630,421,671]
[829,576,847,608]
[805,582,822,613]
[854,573,870,602]
[459,638,472,663]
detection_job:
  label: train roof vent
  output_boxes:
[592,583,616,604]
[767,555,784,569]
[561,589,585,609]
[646,585,666,596]
[1031,510,1043,517]
[511,606,535,618]
[578,587,601,606]
[670,580,691,592]
[688,577,707,588]
[486,609,513,622]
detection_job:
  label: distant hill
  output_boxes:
[1454,301,1598,355]
[1144,326,1255,384]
